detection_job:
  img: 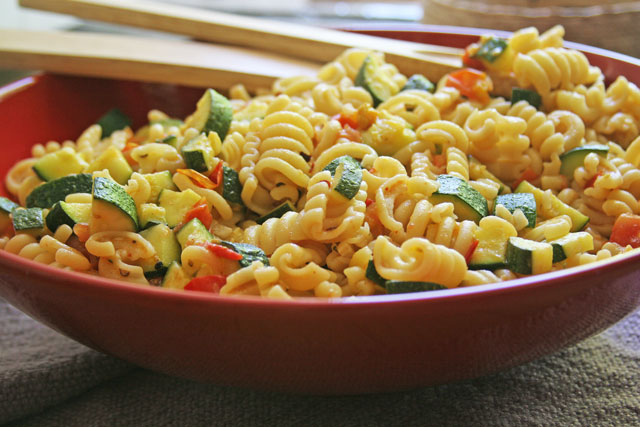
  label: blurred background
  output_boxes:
[1,0,638,85]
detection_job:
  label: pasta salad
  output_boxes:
[2,25,639,298]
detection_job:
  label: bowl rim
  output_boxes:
[0,25,638,309]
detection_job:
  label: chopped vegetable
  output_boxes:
[445,68,493,104]
[184,275,226,293]
[182,199,213,229]
[610,214,640,248]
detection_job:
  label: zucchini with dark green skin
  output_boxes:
[158,188,202,228]
[97,108,131,137]
[493,192,537,228]
[220,241,269,268]
[86,146,132,185]
[559,144,609,178]
[222,166,243,205]
[549,232,594,263]
[161,261,191,289]
[256,201,295,225]
[12,208,45,236]
[140,223,181,279]
[184,88,233,140]
[322,155,363,200]
[506,236,553,275]
[365,260,386,287]
[430,175,488,222]
[385,281,446,294]
[46,201,91,232]
[355,55,394,107]
[91,177,139,233]
[176,218,213,249]
[142,171,177,204]
[473,37,508,63]
[181,134,216,173]
[511,88,542,110]
[26,174,93,209]
[402,74,435,93]
[0,197,19,232]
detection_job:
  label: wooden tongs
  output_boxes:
[1,0,512,94]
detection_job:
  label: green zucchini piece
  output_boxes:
[162,261,191,289]
[506,236,553,275]
[511,88,542,110]
[365,260,387,287]
[549,231,594,263]
[158,188,202,228]
[181,133,216,173]
[176,218,213,249]
[222,166,243,205]
[473,37,508,63]
[12,208,45,236]
[430,175,488,222]
[220,241,269,268]
[140,223,181,279]
[514,180,589,231]
[355,55,394,107]
[385,280,446,294]
[97,108,131,137]
[402,74,435,93]
[256,201,295,225]
[26,173,93,209]
[468,217,517,270]
[151,118,183,130]
[45,201,91,232]
[184,88,233,140]
[156,135,178,147]
[0,197,19,232]
[322,155,363,200]
[142,171,177,204]
[91,177,138,233]
[86,145,132,185]
[32,148,88,182]
[559,144,609,178]
[138,203,167,229]
[493,192,537,228]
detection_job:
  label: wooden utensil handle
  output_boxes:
[19,0,463,83]
[0,29,319,92]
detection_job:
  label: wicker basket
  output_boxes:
[423,0,640,58]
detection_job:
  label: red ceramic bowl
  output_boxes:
[1,27,639,395]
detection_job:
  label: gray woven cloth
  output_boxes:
[1,297,638,427]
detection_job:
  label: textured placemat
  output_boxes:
[1,297,638,427]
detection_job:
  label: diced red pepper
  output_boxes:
[182,199,213,229]
[610,214,640,248]
[513,167,539,189]
[176,168,217,190]
[365,198,374,207]
[122,141,140,152]
[464,239,480,264]
[462,48,486,71]
[184,275,226,293]
[201,242,243,261]
[336,111,359,129]
[585,171,603,189]
[432,154,447,168]
[338,125,361,142]
[445,68,493,104]
[208,161,224,187]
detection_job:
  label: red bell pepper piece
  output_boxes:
[176,168,217,190]
[209,161,224,187]
[610,214,640,248]
[462,48,486,71]
[201,242,243,261]
[184,275,226,293]
[513,167,539,190]
[182,199,213,229]
[445,68,493,104]
[465,239,480,264]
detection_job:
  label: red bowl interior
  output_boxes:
[0,27,639,394]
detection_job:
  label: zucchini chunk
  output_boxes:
[559,144,609,178]
[514,180,589,231]
[86,146,132,185]
[12,208,45,236]
[550,231,594,263]
[365,260,387,287]
[161,261,191,289]
[0,197,19,232]
[506,236,553,275]
[256,201,295,225]
[430,175,489,222]
[96,108,131,137]
[45,201,91,232]
[401,74,435,93]
[140,223,181,279]
[511,88,542,110]
[156,135,178,147]
[184,88,233,141]
[355,55,395,107]
[473,37,508,63]
[493,192,537,228]
[222,166,243,205]
[176,218,213,249]
[322,155,363,200]
[26,173,93,209]
[220,241,269,268]
[181,133,217,173]
[32,148,88,182]
[385,280,446,294]
[142,171,177,204]
[138,203,167,229]
[469,216,517,270]
[158,188,202,228]
[91,177,139,233]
